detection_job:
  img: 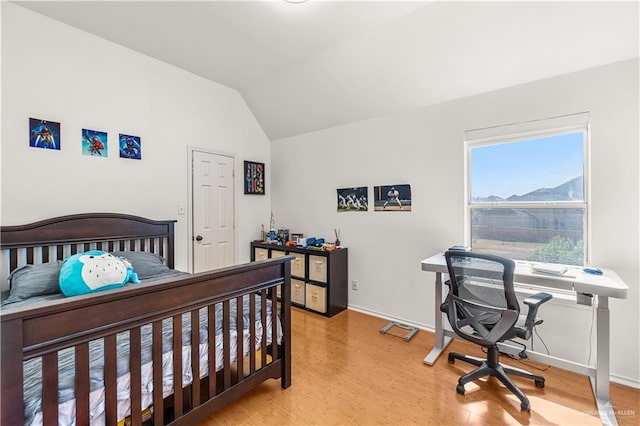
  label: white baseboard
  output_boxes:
[610,374,640,389]
[347,304,434,334]
[347,304,640,390]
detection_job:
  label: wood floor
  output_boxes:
[201,308,639,425]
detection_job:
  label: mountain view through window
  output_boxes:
[468,131,586,265]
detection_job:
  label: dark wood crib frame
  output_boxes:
[0,213,292,425]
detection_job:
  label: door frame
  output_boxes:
[186,146,237,273]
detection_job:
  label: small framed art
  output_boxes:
[337,187,368,212]
[374,184,412,212]
[29,118,60,150]
[119,134,141,160]
[82,129,107,157]
[244,161,265,195]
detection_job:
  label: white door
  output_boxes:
[192,150,235,273]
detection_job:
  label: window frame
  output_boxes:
[463,118,591,267]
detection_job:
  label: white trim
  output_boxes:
[347,305,434,333]
[464,115,590,265]
[464,112,590,142]
[584,123,593,266]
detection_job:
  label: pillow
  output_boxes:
[59,250,140,297]
[110,251,170,280]
[5,261,63,303]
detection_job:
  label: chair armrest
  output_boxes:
[523,292,553,308]
[521,292,553,339]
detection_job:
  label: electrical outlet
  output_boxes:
[351,279,358,291]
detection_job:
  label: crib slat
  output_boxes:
[9,249,17,275]
[152,321,164,425]
[56,245,64,261]
[159,237,165,258]
[42,246,50,263]
[26,247,34,265]
[42,352,58,426]
[271,289,278,360]
[208,304,216,397]
[42,352,58,425]
[173,314,183,417]
[75,344,90,424]
[191,310,201,406]
[223,300,231,389]
[236,296,243,382]
[249,293,256,375]
[261,289,268,367]
[104,334,117,425]
[130,328,142,426]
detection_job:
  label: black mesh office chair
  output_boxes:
[442,250,552,412]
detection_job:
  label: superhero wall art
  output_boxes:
[119,134,141,160]
[29,118,60,150]
[82,129,108,157]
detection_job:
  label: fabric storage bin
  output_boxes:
[277,278,305,305]
[291,279,305,305]
[308,255,327,283]
[254,248,268,261]
[305,283,327,313]
[290,253,305,278]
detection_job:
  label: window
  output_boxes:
[465,114,589,266]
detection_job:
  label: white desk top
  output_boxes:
[421,253,628,299]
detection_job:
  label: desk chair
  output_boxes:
[442,250,552,411]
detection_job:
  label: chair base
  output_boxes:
[448,346,545,412]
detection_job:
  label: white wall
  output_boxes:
[271,59,639,386]
[1,3,271,274]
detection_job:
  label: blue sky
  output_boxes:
[470,132,584,199]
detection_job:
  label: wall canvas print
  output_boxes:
[29,118,60,150]
[244,161,265,194]
[337,187,368,212]
[119,134,141,160]
[82,129,107,157]
[374,184,412,212]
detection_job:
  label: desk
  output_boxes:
[421,253,628,426]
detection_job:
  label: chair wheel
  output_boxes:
[535,379,545,388]
[521,402,530,412]
[456,384,465,395]
[448,353,455,364]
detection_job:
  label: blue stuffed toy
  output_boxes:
[59,250,140,297]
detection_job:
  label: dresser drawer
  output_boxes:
[290,253,306,278]
[254,248,269,261]
[305,283,327,313]
[308,255,327,283]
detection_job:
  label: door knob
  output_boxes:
[195,235,203,241]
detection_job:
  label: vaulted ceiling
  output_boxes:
[13,1,639,140]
